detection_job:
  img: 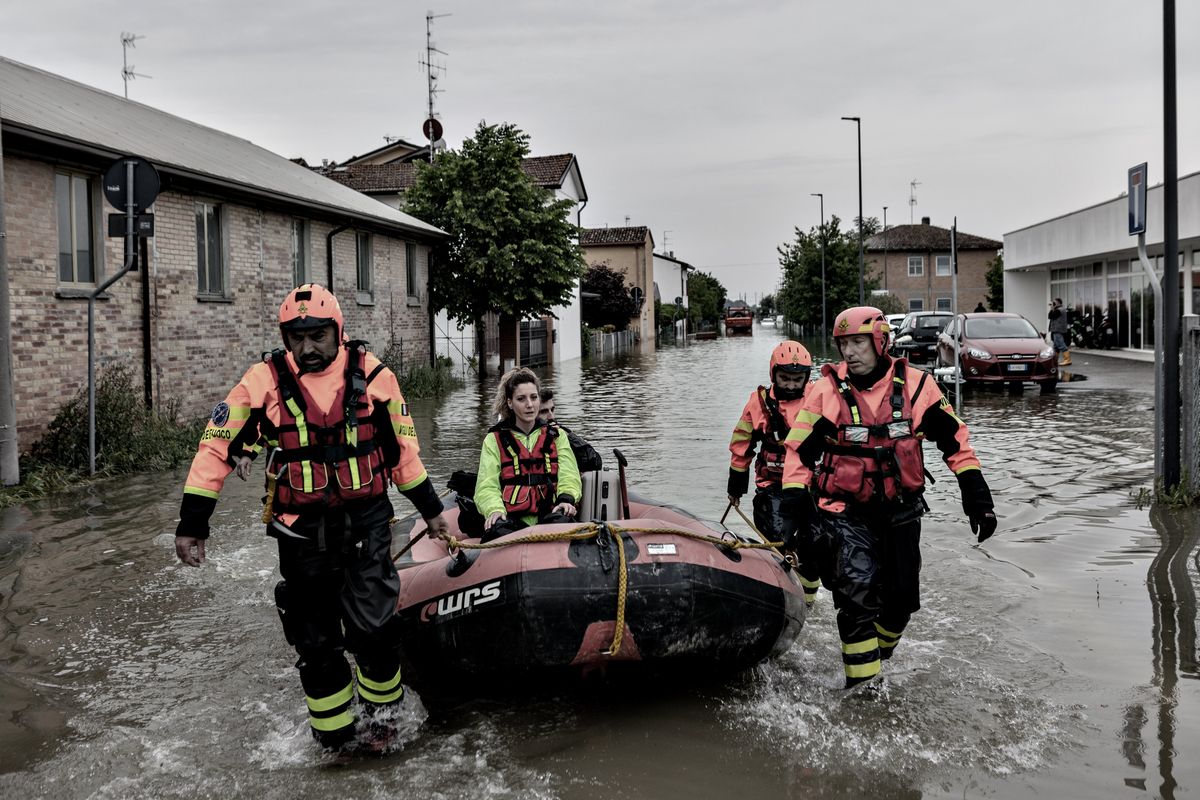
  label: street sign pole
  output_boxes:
[952,218,961,414]
[89,156,159,474]
[1130,162,1165,480]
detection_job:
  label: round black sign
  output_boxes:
[103,156,161,214]
[422,117,444,142]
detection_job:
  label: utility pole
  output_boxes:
[120,32,150,99]
[882,206,889,292]
[420,11,450,163]
[842,116,864,304]
[1162,0,1181,490]
[811,193,826,336]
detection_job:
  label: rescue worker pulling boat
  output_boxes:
[782,306,998,687]
[172,284,449,751]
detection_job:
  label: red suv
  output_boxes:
[936,313,1058,392]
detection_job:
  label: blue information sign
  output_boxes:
[1128,162,1147,236]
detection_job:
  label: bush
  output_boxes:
[0,363,205,507]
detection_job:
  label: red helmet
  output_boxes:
[770,340,812,399]
[832,306,890,356]
[278,284,343,341]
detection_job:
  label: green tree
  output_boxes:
[759,293,776,317]
[581,262,637,329]
[776,214,880,329]
[687,271,727,328]
[405,122,585,376]
[985,253,1004,311]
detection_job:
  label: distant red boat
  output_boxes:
[393,489,805,698]
[724,308,754,335]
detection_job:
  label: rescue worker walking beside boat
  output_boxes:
[782,307,998,687]
[476,368,581,541]
[727,340,823,607]
[173,284,449,751]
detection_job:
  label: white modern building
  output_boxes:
[653,251,692,342]
[1004,170,1200,351]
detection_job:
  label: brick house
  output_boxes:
[0,56,444,455]
[864,217,1000,313]
[319,149,589,369]
[580,226,656,354]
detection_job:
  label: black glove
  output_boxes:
[727,467,750,499]
[780,487,815,551]
[957,469,997,543]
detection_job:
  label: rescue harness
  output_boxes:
[754,386,790,485]
[490,421,561,516]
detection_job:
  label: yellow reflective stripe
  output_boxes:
[794,410,823,425]
[394,470,427,492]
[730,465,748,473]
[874,622,902,639]
[345,426,361,489]
[845,660,881,679]
[285,397,314,492]
[784,428,808,443]
[183,486,220,499]
[309,709,355,732]
[357,665,402,693]
[735,420,754,432]
[358,683,404,704]
[782,481,809,490]
[730,432,752,444]
[799,575,821,590]
[954,464,981,475]
[227,406,252,421]
[306,680,355,712]
[842,637,879,655]
[849,406,862,425]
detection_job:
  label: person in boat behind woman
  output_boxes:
[538,387,603,472]
[475,367,582,542]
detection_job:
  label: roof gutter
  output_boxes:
[326,224,349,290]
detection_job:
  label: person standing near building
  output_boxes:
[173,284,449,751]
[727,340,822,607]
[782,307,998,687]
[1048,297,1071,366]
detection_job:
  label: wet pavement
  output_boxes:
[0,329,1196,798]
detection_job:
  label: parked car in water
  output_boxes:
[936,312,1058,392]
[890,311,953,364]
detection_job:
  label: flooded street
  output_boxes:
[1,330,1197,799]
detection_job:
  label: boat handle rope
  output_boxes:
[725,503,797,567]
[430,522,787,657]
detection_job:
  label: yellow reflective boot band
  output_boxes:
[305,680,355,712]
[357,666,404,704]
[845,660,881,679]
[842,637,879,655]
[286,397,314,493]
[309,709,355,732]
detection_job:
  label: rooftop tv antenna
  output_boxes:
[120,32,151,99]
[419,11,451,163]
[908,179,921,224]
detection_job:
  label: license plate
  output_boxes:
[1007,363,1029,372]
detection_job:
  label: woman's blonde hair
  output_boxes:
[491,367,541,423]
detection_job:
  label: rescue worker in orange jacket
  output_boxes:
[782,306,998,688]
[727,340,822,606]
[173,284,449,750]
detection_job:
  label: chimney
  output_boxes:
[921,216,931,225]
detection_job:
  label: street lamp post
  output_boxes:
[882,206,888,292]
[811,193,826,337]
[841,116,864,304]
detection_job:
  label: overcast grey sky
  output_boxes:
[3,1,1198,300]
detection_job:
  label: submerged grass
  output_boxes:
[0,363,205,508]
[378,342,463,399]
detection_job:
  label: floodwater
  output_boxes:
[1,329,1197,799]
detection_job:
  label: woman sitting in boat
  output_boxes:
[475,367,582,542]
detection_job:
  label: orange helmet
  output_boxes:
[832,306,890,356]
[770,340,812,399]
[278,284,344,341]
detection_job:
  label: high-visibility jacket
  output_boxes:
[177,344,439,537]
[729,386,805,492]
[811,361,927,504]
[783,358,982,512]
[492,422,560,516]
[475,421,581,526]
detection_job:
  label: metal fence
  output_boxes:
[589,329,635,358]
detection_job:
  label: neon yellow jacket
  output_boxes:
[475,422,581,526]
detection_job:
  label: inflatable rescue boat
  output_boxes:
[393,469,805,697]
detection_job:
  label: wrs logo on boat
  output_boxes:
[421,580,503,622]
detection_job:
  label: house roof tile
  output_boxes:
[865,223,1000,251]
[580,226,652,246]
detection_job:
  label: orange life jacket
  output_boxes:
[754,386,790,487]
[815,360,928,505]
[492,422,560,516]
[268,342,387,512]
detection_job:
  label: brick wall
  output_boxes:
[868,249,994,313]
[2,154,432,451]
